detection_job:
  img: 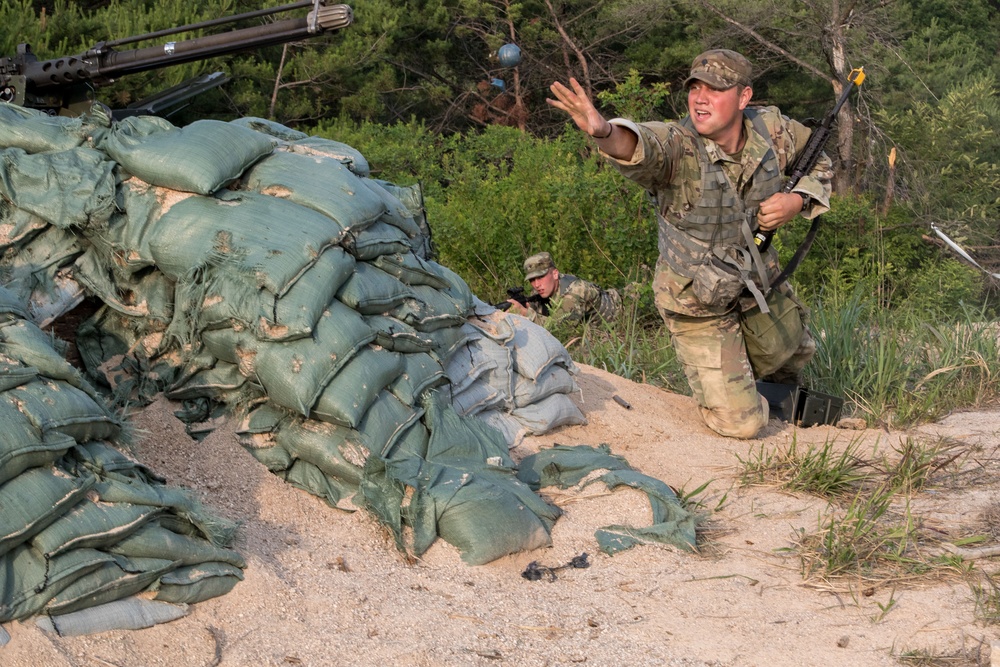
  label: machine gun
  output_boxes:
[0,0,353,118]
[495,286,549,316]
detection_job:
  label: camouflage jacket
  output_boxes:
[601,106,833,318]
[524,274,621,326]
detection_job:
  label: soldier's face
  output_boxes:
[530,269,559,298]
[687,81,751,144]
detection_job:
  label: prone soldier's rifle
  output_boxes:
[0,0,352,119]
[495,286,550,316]
[751,67,865,289]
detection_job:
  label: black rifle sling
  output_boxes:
[769,215,821,290]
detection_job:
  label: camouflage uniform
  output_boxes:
[522,252,622,326]
[600,51,832,438]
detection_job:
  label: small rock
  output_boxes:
[837,417,867,430]
[837,635,850,648]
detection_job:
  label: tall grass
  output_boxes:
[805,285,1000,426]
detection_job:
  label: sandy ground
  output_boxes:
[2,363,999,667]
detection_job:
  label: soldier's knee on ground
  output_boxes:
[699,393,769,439]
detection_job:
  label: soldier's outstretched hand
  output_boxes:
[547,78,607,137]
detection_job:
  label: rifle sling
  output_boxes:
[769,215,821,290]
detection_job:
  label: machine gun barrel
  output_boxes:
[0,1,352,114]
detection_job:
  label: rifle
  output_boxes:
[0,0,353,119]
[495,286,550,316]
[752,67,865,257]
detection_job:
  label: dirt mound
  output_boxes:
[2,364,995,666]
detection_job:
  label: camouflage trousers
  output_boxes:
[661,307,816,439]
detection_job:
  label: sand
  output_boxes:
[2,363,998,667]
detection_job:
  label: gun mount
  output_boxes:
[0,0,353,118]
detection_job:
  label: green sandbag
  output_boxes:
[229,117,308,141]
[68,442,237,547]
[30,500,162,559]
[368,179,426,240]
[274,415,371,490]
[278,458,359,510]
[45,555,178,616]
[343,221,411,261]
[0,316,105,401]
[357,390,424,457]
[424,261,474,313]
[0,546,117,622]
[0,102,86,153]
[249,300,376,415]
[0,225,85,321]
[0,467,95,557]
[367,395,560,565]
[0,146,115,231]
[99,116,275,195]
[366,315,434,353]
[311,346,404,427]
[110,524,246,569]
[198,245,355,342]
[388,352,447,406]
[164,361,250,402]
[4,378,120,443]
[372,252,450,290]
[286,136,371,177]
[74,248,174,325]
[241,150,383,231]
[0,205,48,252]
[336,262,415,316]
[147,190,344,296]
[425,322,483,366]
[0,358,36,393]
[392,284,470,332]
[0,401,75,486]
[154,562,244,605]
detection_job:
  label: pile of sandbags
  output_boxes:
[0,286,244,631]
[0,102,588,567]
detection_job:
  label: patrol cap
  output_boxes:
[683,49,753,90]
[524,252,556,280]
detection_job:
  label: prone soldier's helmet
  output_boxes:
[524,252,556,280]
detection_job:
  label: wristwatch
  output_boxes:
[800,195,810,212]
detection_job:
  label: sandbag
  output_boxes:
[312,346,405,427]
[285,136,371,177]
[36,596,190,636]
[393,284,470,332]
[242,150,383,232]
[388,352,447,406]
[0,146,116,231]
[0,401,75,486]
[343,221,411,261]
[153,562,244,605]
[336,262,415,316]
[511,392,587,435]
[147,190,344,296]
[366,315,435,353]
[0,102,86,153]
[0,468,94,557]
[513,364,578,408]
[229,117,308,141]
[99,116,275,195]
